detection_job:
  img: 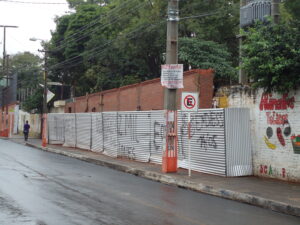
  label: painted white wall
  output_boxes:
[225,87,300,181]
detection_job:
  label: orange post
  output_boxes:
[42,114,47,147]
[162,110,178,173]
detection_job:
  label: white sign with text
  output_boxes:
[161,64,184,89]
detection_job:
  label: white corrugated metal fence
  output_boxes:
[47,109,252,176]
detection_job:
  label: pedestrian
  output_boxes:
[23,120,30,141]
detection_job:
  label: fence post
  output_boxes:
[42,114,47,147]
[90,113,93,150]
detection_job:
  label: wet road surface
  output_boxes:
[0,139,299,225]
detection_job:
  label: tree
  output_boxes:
[48,0,240,96]
[284,0,300,21]
[241,21,300,93]
[9,52,43,112]
[10,52,42,88]
[179,37,237,84]
[22,88,43,113]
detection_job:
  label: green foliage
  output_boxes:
[22,88,43,113]
[284,0,300,21]
[48,0,240,96]
[179,37,237,84]
[10,52,42,88]
[242,21,300,93]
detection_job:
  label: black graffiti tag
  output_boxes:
[197,134,217,150]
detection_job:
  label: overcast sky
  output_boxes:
[0,0,69,56]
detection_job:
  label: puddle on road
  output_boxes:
[0,193,46,225]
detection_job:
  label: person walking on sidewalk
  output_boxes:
[23,121,30,141]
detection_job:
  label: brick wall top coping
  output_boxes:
[74,69,214,101]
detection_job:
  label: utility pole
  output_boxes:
[239,0,247,85]
[0,25,17,136]
[271,0,280,24]
[164,0,179,110]
[39,49,48,114]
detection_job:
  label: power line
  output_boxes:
[49,20,166,71]
[0,0,67,4]
[52,0,149,51]
[180,11,221,20]
[50,10,223,71]
[52,0,138,49]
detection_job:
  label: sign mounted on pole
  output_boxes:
[161,64,183,89]
[181,92,199,111]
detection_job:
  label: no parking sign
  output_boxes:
[181,92,199,111]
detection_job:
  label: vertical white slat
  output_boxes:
[76,113,92,150]
[91,113,104,152]
[63,113,76,148]
[102,112,118,157]
[48,113,65,144]
[225,108,253,176]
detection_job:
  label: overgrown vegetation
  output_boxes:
[47,0,240,96]
[241,1,300,93]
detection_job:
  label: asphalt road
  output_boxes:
[0,139,299,225]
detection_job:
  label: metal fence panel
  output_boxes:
[225,108,253,176]
[240,1,271,27]
[117,111,152,162]
[48,113,65,144]
[178,109,226,176]
[47,108,252,177]
[76,113,92,150]
[91,113,104,153]
[149,110,165,164]
[63,113,76,147]
[102,112,118,157]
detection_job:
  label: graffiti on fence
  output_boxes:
[119,144,136,159]
[153,120,165,153]
[179,111,224,158]
[48,111,227,162]
[103,114,118,151]
[117,114,139,143]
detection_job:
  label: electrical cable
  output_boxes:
[0,0,67,4]
[53,1,149,51]
[52,0,140,49]
[50,9,223,70]
[180,11,221,20]
[49,20,166,71]
[52,0,148,52]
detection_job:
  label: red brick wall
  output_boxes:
[119,85,138,111]
[140,80,164,110]
[65,69,214,113]
[102,90,118,112]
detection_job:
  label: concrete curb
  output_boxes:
[22,142,300,217]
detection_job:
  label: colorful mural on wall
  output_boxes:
[259,93,296,152]
[291,135,300,154]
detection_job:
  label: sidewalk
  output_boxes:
[6,136,300,217]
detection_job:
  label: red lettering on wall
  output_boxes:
[260,165,263,174]
[282,168,286,178]
[266,112,288,125]
[260,94,295,111]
